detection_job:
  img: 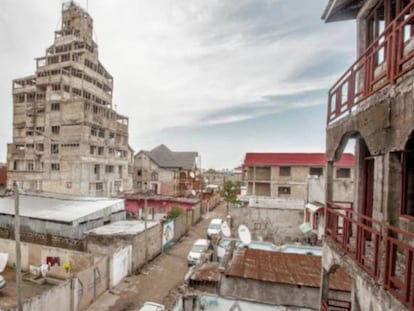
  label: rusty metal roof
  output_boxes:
[191,262,221,283]
[225,249,351,292]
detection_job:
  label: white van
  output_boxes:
[0,253,8,290]
[207,218,222,239]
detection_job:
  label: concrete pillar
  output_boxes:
[253,167,256,195]
[325,161,334,203]
[319,268,330,307]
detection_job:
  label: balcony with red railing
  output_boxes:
[326,202,414,310]
[327,2,414,125]
[325,201,382,279]
[384,225,414,310]
[321,298,351,311]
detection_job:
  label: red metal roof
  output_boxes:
[244,153,354,167]
[225,249,351,292]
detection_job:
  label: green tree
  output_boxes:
[222,180,241,215]
[166,206,182,220]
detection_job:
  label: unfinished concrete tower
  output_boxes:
[7,2,132,197]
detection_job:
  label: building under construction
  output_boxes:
[7,2,132,196]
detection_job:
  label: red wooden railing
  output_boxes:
[384,225,414,310]
[325,202,382,279]
[321,298,352,311]
[325,203,414,309]
[327,1,414,124]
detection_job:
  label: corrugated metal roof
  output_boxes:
[244,152,355,167]
[225,249,351,292]
[191,262,221,283]
[0,194,124,224]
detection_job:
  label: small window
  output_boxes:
[51,102,60,111]
[51,144,59,154]
[27,160,34,171]
[91,127,97,136]
[278,186,291,196]
[96,183,103,192]
[310,167,323,176]
[51,163,60,171]
[94,164,100,175]
[137,170,142,176]
[279,167,291,177]
[98,128,105,138]
[97,146,104,155]
[90,145,96,155]
[105,165,114,173]
[51,125,60,135]
[337,168,351,178]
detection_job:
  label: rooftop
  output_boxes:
[139,144,198,170]
[0,194,124,224]
[225,249,351,291]
[85,220,159,235]
[244,152,355,167]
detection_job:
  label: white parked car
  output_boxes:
[207,218,222,239]
[187,239,211,266]
[137,301,165,311]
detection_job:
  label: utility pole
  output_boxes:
[144,194,148,265]
[14,182,22,311]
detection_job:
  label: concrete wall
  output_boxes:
[15,280,72,311]
[0,238,108,311]
[192,203,202,224]
[173,213,188,242]
[85,222,162,273]
[75,256,109,310]
[220,276,349,309]
[229,205,303,244]
[307,175,354,203]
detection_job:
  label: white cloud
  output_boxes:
[0,0,356,168]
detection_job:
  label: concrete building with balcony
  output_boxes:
[243,152,354,200]
[321,1,414,310]
[6,2,132,197]
[133,144,200,197]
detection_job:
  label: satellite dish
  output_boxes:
[0,253,8,272]
[221,221,231,238]
[189,172,195,178]
[238,225,251,245]
[191,190,196,196]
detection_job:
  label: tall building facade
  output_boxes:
[321,1,414,310]
[7,2,132,197]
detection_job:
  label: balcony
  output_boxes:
[326,203,414,310]
[327,2,414,124]
[384,226,414,310]
[321,298,351,311]
[325,202,381,279]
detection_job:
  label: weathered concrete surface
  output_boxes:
[86,202,228,311]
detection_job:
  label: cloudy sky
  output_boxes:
[0,0,356,169]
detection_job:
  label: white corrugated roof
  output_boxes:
[0,194,124,223]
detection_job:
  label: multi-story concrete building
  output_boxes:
[321,1,414,310]
[243,152,354,199]
[7,2,132,197]
[133,144,200,197]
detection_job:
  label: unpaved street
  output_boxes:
[87,201,226,311]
